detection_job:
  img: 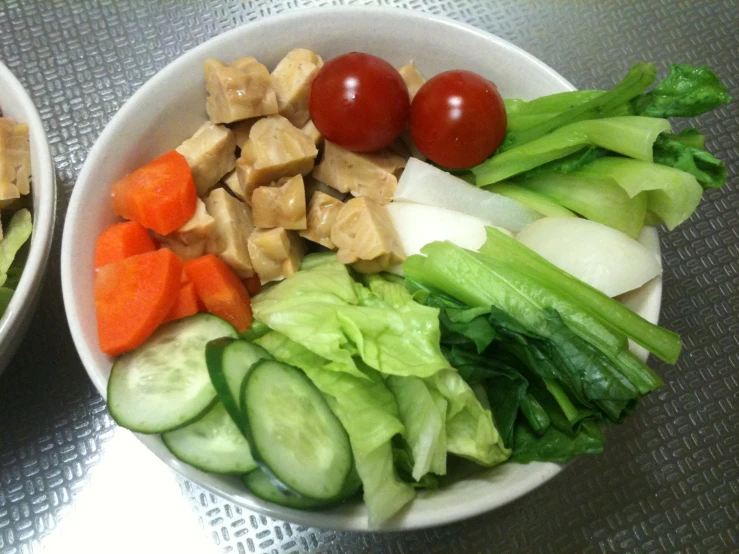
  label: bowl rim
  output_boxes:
[0,61,57,364]
[61,5,659,532]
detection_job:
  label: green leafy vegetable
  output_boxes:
[482,182,577,218]
[0,209,32,289]
[516,170,648,237]
[502,63,657,149]
[252,260,450,379]
[578,156,704,230]
[652,131,727,190]
[631,64,732,118]
[472,116,670,185]
[511,419,604,463]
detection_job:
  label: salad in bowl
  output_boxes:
[61,8,730,530]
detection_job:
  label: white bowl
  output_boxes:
[61,7,661,531]
[0,62,56,375]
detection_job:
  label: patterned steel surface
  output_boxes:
[0,0,737,553]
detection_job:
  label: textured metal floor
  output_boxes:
[0,1,737,553]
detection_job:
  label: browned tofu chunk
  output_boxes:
[331,196,405,273]
[300,119,323,147]
[151,198,216,261]
[176,122,237,196]
[397,61,426,101]
[312,141,406,205]
[204,57,278,124]
[271,49,324,128]
[300,191,344,249]
[0,118,30,207]
[247,227,304,283]
[304,174,347,202]
[236,114,318,203]
[252,174,307,230]
[204,188,255,277]
[231,118,259,151]
[220,169,246,202]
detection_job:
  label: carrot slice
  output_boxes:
[111,150,197,235]
[243,273,261,297]
[95,248,183,356]
[184,255,253,333]
[163,281,200,323]
[94,221,157,269]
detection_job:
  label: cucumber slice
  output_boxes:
[206,339,271,435]
[107,314,238,433]
[242,360,353,501]
[162,401,258,474]
[243,469,331,509]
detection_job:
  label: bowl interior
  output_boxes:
[0,62,56,373]
[61,7,660,531]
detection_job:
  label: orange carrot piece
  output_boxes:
[243,273,261,297]
[95,248,183,356]
[163,281,200,323]
[94,221,157,269]
[111,150,197,235]
[184,255,253,333]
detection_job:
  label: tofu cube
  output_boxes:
[397,61,426,101]
[247,227,304,283]
[331,196,406,274]
[231,118,259,151]
[300,191,344,249]
[236,114,318,203]
[204,188,255,277]
[0,118,30,206]
[176,122,237,196]
[312,141,406,205]
[204,57,278,124]
[220,169,246,202]
[300,119,323,147]
[252,174,307,230]
[271,49,324,128]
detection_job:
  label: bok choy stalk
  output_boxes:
[472,116,670,185]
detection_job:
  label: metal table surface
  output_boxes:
[0,1,737,553]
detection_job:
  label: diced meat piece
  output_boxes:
[236,114,318,203]
[312,141,406,205]
[271,49,324,128]
[300,191,344,249]
[204,187,255,277]
[252,174,307,230]
[397,61,426,101]
[247,227,304,284]
[304,174,347,202]
[221,170,246,202]
[301,119,323,147]
[204,57,278,124]
[175,122,237,196]
[331,196,405,274]
[0,118,30,206]
[231,118,259,151]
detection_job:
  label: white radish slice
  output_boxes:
[515,217,661,297]
[394,157,541,232]
[386,202,513,275]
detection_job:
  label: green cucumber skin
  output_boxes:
[240,360,354,503]
[206,338,272,436]
[107,314,238,434]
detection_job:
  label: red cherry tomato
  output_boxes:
[410,70,507,168]
[309,52,410,152]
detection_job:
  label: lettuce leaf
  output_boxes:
[0,209,32,290]
[631,64,732,118]
[253,260,449,379]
